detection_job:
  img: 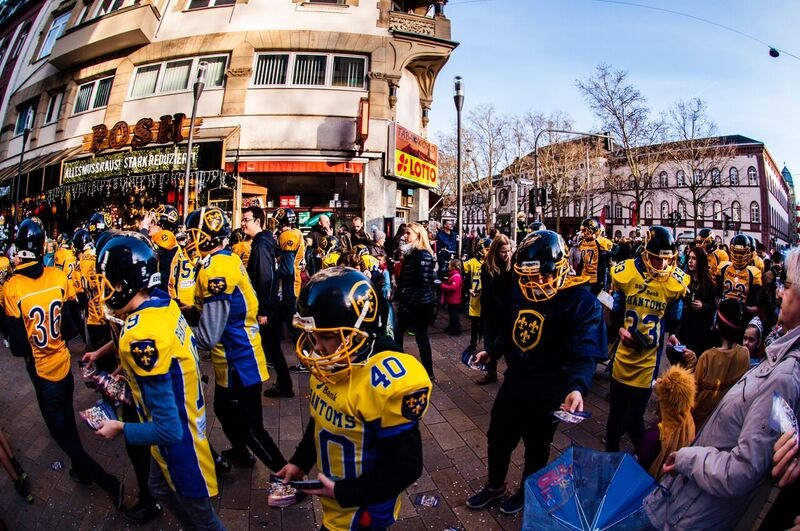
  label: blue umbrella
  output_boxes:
[524,446,655,530]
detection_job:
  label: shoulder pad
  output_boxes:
[610,259,636,283]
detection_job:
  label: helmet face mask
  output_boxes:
[695,228,716,252]
[477,238,492,260]
[730,234,753,269]
[514,231,569,302]
[581,218,601,240]
[292,267,378,384]
[643,226,678,282]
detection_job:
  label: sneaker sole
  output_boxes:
[466,491,506,509]
[499,505,524,515]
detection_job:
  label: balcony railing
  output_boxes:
[388,10,450,40]
[49,4,160,70]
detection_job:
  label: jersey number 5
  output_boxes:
[370,357,407,389]
[28,301,63,349]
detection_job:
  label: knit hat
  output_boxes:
[373,229,386,242]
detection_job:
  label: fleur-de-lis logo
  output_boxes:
[348,279,378,324]
[513,309,545,352]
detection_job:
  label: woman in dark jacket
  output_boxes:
[394,222,437,379]
[680,246,717,356]
[478,234,513,385]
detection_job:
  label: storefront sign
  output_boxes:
[387,123,438,189]
[82,114,203,153]
[279,195,300,208]
[62,146,199,184]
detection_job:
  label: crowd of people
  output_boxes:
[0,205,797,531]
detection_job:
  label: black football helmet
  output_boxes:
[15,217,45,261]
[729,234,753,269]
[87,211,112,238]
[581,218,603,240]
[353,244,369,258]
[152,204,180,233]
[318,235,340,257]
[695,228,716,253]
[185,206,231,256]
[56,232,72,249]
[292,267,379,384]
[528,221,547,232]
[274,208,297,227]
[514,230,570,302]
[643,226,678,281]
[477,237,492,260]
[96,234,161,312]
[72,228,93,254]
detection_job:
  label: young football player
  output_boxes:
[463,237,491,352]
[467,230,606,515]
[717,233,762,316]
[93,235,222,529]
[605,226,688,453]
[577,217,613,294]
[185,206,287,472]
[276,267,432,530]
[695,228,728,278]
[3,218,123,508]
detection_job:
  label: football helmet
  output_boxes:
[15,218,45,261]
[274,208,297,227]
[477,237,492,260]
[87,211,112,237]
[94,229,124,257]
[72,228,93,254]
[185,206,231,256]
[642,226,678,282]
[729,234,753,269]
[96,234,161,312]
[528,221,547,232]
[353,244,369,258]
[292,267,379,384]
[695,228,717,253]
[152,204,180,233]
[318,235,340,257]
[230,228,246,245]
[56,232,72,249]
[514,230,570,302]
[581,218,602,240]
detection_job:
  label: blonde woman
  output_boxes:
[394,222,437,379]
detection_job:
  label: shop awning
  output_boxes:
[0,146,84,183]
[227,160,364,174]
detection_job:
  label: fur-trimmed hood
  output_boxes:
[655,365,696,415]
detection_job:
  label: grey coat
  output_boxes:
[644,325,800,530]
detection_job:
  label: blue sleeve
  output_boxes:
[567,294,607,396]
[123,374,183,446]
[664,297,683,334]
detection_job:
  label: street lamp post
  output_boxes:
[453,76,464,258]
[533,128,611,223]
[183,61,208,217]
[14,108,34,230]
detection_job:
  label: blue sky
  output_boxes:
[429,0,800,184]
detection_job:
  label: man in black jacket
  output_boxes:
[241,206,294,398]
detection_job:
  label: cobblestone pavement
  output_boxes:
[0,311,628,530]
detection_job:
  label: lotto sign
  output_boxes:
[388,123,438,189]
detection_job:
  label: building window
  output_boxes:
[658,171,668,187]
[677,170,685,186]
[692,169,703,185]
[628,174,635,188]
[39,12,71,59]
[644,201,653,218]
[747,166,758,185]
[252,52,367,89]
[130,56,226,98]
[14,103,36,135]
[678,200,687,219]
[614,202,622,218]
[750,201,760,223]
[713,201,722,221]
[44,92,63,124]
[729,167,739,186]
[711,167,721,185]
[660,201,669,219]
[187,0,235,9]
[74,77,113,114]
[11,23,30,59]
[732,201,741,222]
[95,0,127,17]
[573,200,581,217]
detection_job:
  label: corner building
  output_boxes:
[0,0,455,233]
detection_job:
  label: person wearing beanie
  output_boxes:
[691,298,751,429]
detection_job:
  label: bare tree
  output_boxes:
[576,64,666,222]
[664,98,738,236]
[465,104,508,232]
[433,130,458,219]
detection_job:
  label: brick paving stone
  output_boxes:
[420,403,445,425]
[426,422,465,452]
[421,438,452,472]
[445,445,486,482]
[405,470,437,495]
[441,407,478,433]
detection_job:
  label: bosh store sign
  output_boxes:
[388,123,438,189]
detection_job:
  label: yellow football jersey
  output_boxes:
[0,256,10,301]
[610,259,688,389]
[278,228,306,298]
[321,252,341,269]
[708,248,729,277]
[194,249,268,388]
[308,351,431,531]
[78,249,105,325]
[118,295,217,498]
[463,257,483,317]
[167,247,196,308]
[753,254,765,272]
[3,264,77,381]
[231,240,252,268]
[719,263,762,303]
[54,247,82,295]
[361,254,380,272]
[579,237,613,283]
